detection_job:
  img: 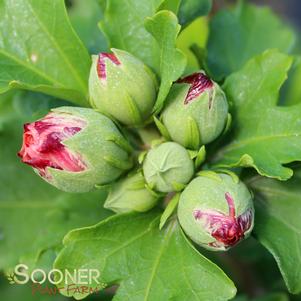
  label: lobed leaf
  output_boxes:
[250,173,301,294]
[145,10,186,113]
[0,0,91,106]
[283,57,301,106]
[213,50,301,180]
[54,212,236,301]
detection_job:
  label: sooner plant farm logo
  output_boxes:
[6,264,107,296]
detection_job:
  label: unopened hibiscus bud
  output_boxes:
[104,172,160,213]
[18,107,133,193]
[89,48,157,126]
[161,72,229,150]
[143,142,194,193]
[178,171,254,251]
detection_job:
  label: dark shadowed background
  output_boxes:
[214,0,301,29]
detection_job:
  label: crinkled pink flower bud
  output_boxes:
[18,107,133,193]
[18,112,86,178]
[178,171,254,251]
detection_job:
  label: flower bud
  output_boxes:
[178,172,254,251]
[18,107,133,193]
[104,172,159,213]
[143,142,194,193]
[89,49,157,126]
[161,72,228,149]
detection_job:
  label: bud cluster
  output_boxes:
[18,48,254,251]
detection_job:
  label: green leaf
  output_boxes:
[207,2,296,81]
[54,212,236,301]
[283,57,301,106]
[158,0,181,14]
[213,50,301,181]
[145,10,186,113]
[0,0,91,106]
[177,17,209,71]
[99,0,162,72]
[250,173,301,294]
[0,97,111,271]
[178,0,212,26]
[68,0,108,53]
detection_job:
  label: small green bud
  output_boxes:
[143,142,194,193]
[18,106,133,193]
[104,172,159,213]
[89,49,157,126]
[161,72,228,149]
[178,171,254,251]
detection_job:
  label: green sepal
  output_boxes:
[95,183,111,190]
[124,92,143,125]
[138,151,147,164]
[172,181,187,192]
[154,116,171,140]
[160,193,180,230]
[212,169,240,184]
[185,116,200,150]
[106,134,133,153]
[196,170,222,182]
[145,183,165,198]
[195,146,206,168]
[126,177,146,190]
[150,138,166,148]
[104,156,133,170]
[222,113,232,135]
[188,150,198,159]
[145,182,155,191]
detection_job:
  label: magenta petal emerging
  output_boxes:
[177,72,213,105]
[193,192,253,249]
[97,52,121,80]
[18,112,87,179]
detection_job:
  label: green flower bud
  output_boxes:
[178,171,254,251]
[104,172,159,213]
[18,106,133,193]
[143,142,194,193]
[161,72,229,149]
[89,49,157,126]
